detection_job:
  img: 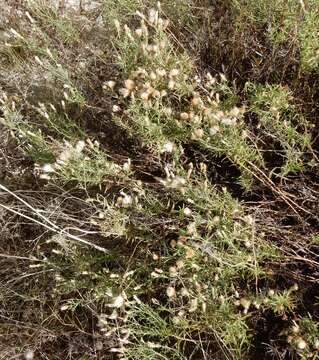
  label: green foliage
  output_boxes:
[299,5,319,71]
[109,14,266,188]
[231,0,301,41]
[0,2,317,360]
[27,0,80,44]
[231,0,319,71]
[246,82,311,176]
[53,144,128,186]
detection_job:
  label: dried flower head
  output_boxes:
[112,105,121,112]
[192,128,204,140]
[189,298,198,313]
[156,68,166,77]
[124,79,135,91]
[135,28,143,37]
[169,68,179,78]
[191,97,201,107]
[296,337,307,350]
[240,298,251,314]
[166,286,176,298]
[110,295,125,308]
[161,141,175,153]
[105,80,116,90]
[119,88,130,98]
[209,126,220,136]
[114,19,121,33]
[180,112,189,120]
[24,351,34,360]
[168,80,175,89]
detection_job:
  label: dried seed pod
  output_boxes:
[124,79,135,91]
[119,88,130,98]
[106,80,116,89]
[166,286,176,298]
[180,112,189,120]
[296,337,307,350]
[135,28,143,37]
[191,97,201,107]
[156,68,166,77]
[192,128,204,140]
[169,68,179,77]
[168,80,176,89]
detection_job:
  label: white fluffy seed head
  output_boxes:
[148,8,158,24]
[114,19,120,32]
[221,117,236,126]
[209,126,220,136]
[75,140,86,153]
[124,79,135,90]
[42,164,55,173]
[106,80,116,89]
[189,298,198,313]
[150,71,157,80]
[183,207,192,216]
[140,92,149,101]
[168,80,175,89]
[156,68,166,77]
[268,289,275,296]
[161,141,174,153]
[166,286,176,298]
[180,112,189,120]
[192,128,204,140]
[191,97,201,107]
[119,88,130,98]
[135,28,143,37]
[112,105,120,112]
[111,295,125,308]
[292,324,300,334]
[240,298,251,309]
[169,68,179,77]
[296,338,307,350]
[24,351,34,360]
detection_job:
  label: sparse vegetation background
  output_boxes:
[0,1,318,359]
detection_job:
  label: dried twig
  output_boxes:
[0,183,109,253]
